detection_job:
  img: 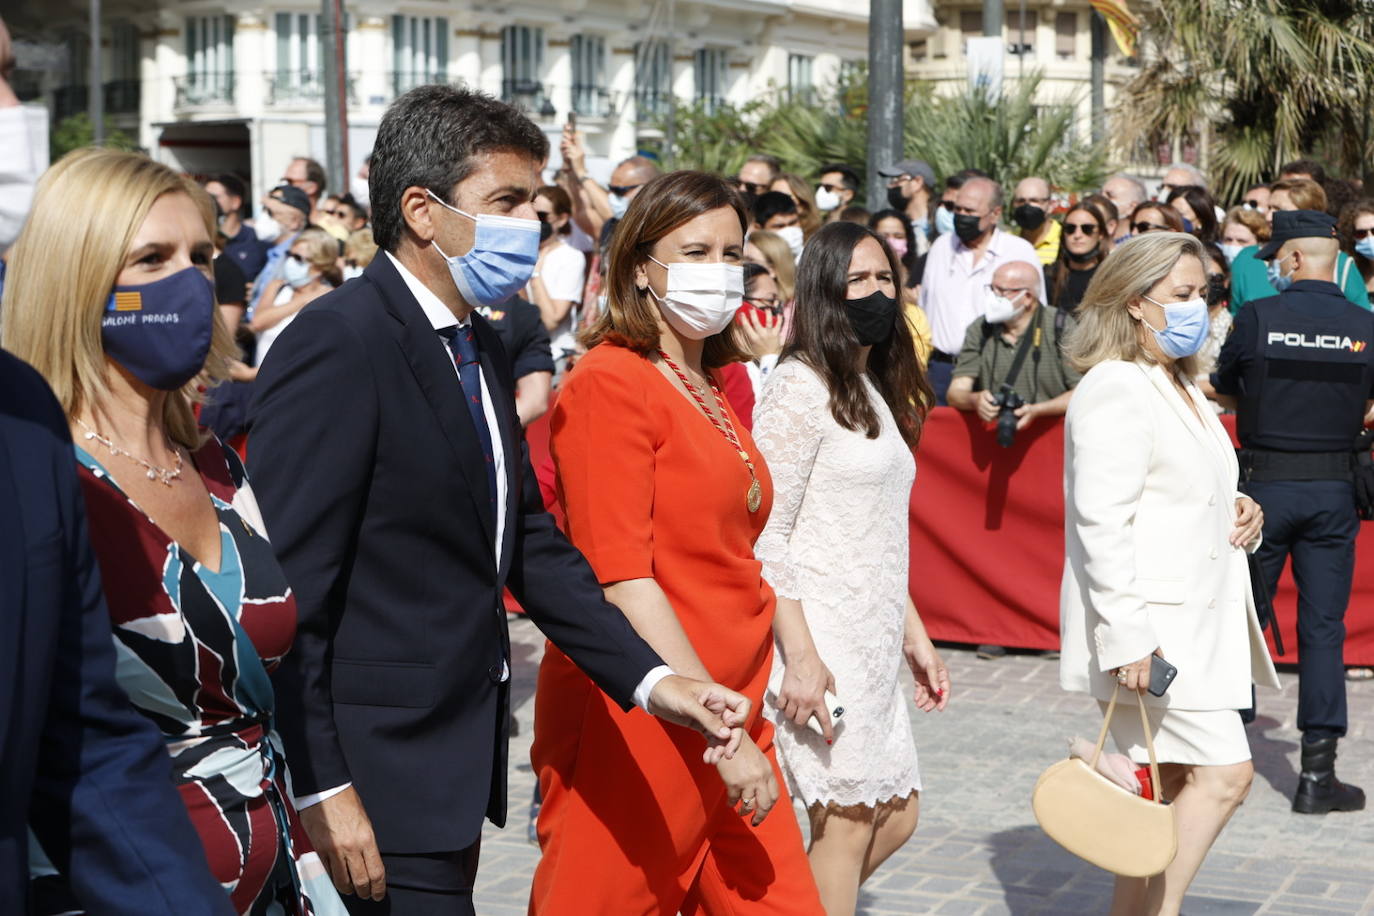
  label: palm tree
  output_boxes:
[1117,0,1374,201]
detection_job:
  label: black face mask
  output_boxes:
[1012,203,1046,231]
[844,289,899,346]
[953,213,986,245]
[539,219,554,243]
[886,186,908,210]
[1066,246,1100,264]
[1206,274,1229,307]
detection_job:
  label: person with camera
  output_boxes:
[946,260,1082,446]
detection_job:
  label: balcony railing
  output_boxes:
[266,71,359,107]
[54,84,89,121]
[502,79,556,119]
[174,72,235,108]
[634,88,671,120]
[104,79,141,115]
[571,84,612,118]
[391,70,449,97]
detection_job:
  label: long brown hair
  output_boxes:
[581,170,751,368]
[1050,200,1108,308]
[783,221,933,448]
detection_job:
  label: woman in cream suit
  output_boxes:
[1059,232,1281,916]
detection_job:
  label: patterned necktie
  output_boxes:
[438,324,498,521]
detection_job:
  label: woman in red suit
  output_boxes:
[530,171,824,915]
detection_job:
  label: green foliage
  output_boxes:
[1119,0,1374,201]
[656,69,1107,195]
[50,113,138,163]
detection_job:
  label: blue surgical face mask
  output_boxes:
[1219,243,1244,265]
[934,205,956,237]
[102,266,215,390]
[609,193,631,220]
[1140,294,1210,359]
[427,190,541,307]
[1267,253,1294,293]
[1355,237,1374,260]
[282,255,313,289]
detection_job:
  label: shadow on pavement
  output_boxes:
[988,824,1113,914]
[1245,714,1300,799]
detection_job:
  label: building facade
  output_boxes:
[25,0,936,203]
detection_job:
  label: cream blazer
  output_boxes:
[1059,360,1280,710]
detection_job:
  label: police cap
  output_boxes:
[1256,209,1338,260]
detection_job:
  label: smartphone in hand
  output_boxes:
[1147,655,1178,697]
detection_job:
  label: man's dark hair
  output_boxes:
[819,163,861,194]
[338,193,369,223]
[369,85,550,251]
[945,167,991,194]
[1280,158,1327,185]
[209,173,248,216]
[753,190,797,227]
[297,157,328,195]
[838,204,871,224]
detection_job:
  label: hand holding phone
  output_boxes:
[1147,655,1178,697]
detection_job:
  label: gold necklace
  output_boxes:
[657,350,762,512]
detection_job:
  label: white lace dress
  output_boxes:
[753,358,921,811]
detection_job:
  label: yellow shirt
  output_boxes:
[904,301,933,365]
[1023,218,1061,266]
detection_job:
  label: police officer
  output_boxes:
[1214,209,1374,815]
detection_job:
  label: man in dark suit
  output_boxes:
[0,348,232,915]
[248,86,749,914]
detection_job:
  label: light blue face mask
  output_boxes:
[1267,253,1294,293]
[609,193,631,220]
[1356,237,1374,260]
[427,190,541,307]
[934,206,956,237]
[1219,243,1245,265]
[1140,294,1210,359]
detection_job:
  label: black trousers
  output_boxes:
[926,354,954,406]
[343,841,481,916]
[1244,479,1359,739]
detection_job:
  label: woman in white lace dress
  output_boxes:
[753,221,951,915]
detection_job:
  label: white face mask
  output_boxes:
[984,288,1028,324]
[350,174,370,209]
[255,212,282,242]
[342,264,364,281]
[815,186,841,212]
[776,224,805,259]
[609,193,631,220]
[646,255,744,340]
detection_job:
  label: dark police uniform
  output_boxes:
[1214,279,1374,742]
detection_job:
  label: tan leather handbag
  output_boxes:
[1031,686,1178,877]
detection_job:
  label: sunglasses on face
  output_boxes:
[747,298,781,312]
[1063,222,1099,236]
[1132,222,1169,234]
[819,182,845,193]
[322,208,348,220]
[1244,199,1264,209]
[939,200,956,211]
[608,183,642,196]
[535,211,551,222]
[286,252,306,263]
[345,258,360,268]
[735,179,767,195]
[1354,228,1374,240]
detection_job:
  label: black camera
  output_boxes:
[992,384,1024,448]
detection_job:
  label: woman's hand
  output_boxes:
[1231,496,1263,549]
[1114,648,1161,692]
[716,735,779,826]
[737,309,784,359]
[775,650,837,742]
[904,632,950,712]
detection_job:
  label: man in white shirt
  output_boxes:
[919,176,1043,404]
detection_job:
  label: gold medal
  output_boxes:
[747,478,762,513]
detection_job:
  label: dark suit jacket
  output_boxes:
[0,349,231,915]
[248,254,663,853]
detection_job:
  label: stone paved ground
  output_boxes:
[476,618,1374,914]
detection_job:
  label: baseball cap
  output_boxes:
[268,183,312,218]
[1256,209,1338,260]
[877,159,937,187]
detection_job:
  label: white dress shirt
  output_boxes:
[294,253,670,811]
[919,228,1045,356]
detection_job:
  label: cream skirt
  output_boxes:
[1096,700,1252,767]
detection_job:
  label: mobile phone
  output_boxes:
[765,669,845,737]
[566,110,576,130]
[1148,655,1178,697]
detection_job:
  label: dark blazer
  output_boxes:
[248,254,662,854]
[0,349,232,915]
